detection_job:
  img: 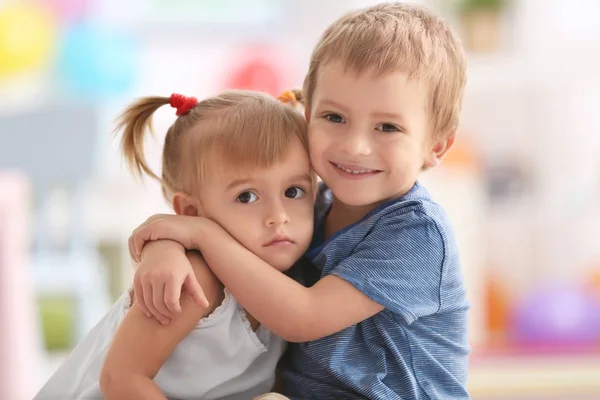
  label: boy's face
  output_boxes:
[197,137,314,272]
[307,61,452,208]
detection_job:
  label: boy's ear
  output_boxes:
[424,132,455,168]
[172,192,202,217]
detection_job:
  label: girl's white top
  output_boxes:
[35,289,286,400]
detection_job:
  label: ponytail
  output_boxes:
[114,96,170,182]
[115,93,198,183]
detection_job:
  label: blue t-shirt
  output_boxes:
[280,182,471,399]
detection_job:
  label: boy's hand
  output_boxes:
[132,240,209,324]
[129,214,201,263]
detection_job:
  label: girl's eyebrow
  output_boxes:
[289,173,313,185]
[225,178,255,191]
[226,173,312,191]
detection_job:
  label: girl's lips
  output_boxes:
[264,235,294,247]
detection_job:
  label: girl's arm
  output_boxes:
[100,251,223,399]
[131,216,384,343]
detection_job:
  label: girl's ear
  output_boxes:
[172,192,202,216]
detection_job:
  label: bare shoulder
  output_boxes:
[186,250,224,314]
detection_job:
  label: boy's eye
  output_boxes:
[285,186,306,199]
[376,123,400,133]
[237,191,258,204]
[325,113,345,123]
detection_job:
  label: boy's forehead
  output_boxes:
[312,61,430,113]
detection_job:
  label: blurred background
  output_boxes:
[0,0,599,398]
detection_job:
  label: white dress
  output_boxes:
[35,289,286,400]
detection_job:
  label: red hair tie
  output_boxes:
[170,93,198,116]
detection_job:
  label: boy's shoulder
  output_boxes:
[374,181,453,234]
[315,181,454,243]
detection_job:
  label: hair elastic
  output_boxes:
[170,93,198,116]
[276,90,297,106]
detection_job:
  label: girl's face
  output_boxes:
[198,137,314,272]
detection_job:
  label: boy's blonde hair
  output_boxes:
[115,90,307,201]
[303,2,467,137]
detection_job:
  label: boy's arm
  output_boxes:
[131,217,383,342]
[100,251,222,399]
[131,213,443,342]
[192,219,384,342]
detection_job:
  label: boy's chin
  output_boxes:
[331,186,388,208]
[333,184,413,209]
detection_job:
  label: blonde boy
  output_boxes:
[130,3,470,399]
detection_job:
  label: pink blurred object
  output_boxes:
[224,48,286,96]
[0,172,39,399]
[44,0,89,22]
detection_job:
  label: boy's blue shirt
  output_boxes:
[281,182,471,400]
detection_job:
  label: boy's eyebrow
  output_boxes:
[317,98,350,112]
[371,111,406,123]
[317,99,406,123]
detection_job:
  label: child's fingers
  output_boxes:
[152,282,173,322]
[142,280,168,325]
[133,277,151,317]
[184,274,210,308]
[164,281,183,314]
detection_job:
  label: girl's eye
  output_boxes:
[377,123,400,133]
[237,191,258,204]
[285,186,306,199]
[325,113,345,123]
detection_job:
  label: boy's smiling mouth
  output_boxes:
[330,161,381,178]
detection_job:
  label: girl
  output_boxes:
[35,90,314,400]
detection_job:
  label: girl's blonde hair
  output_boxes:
[115,90,308,201]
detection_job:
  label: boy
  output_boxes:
[130,3,470,399]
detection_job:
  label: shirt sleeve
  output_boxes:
[329,211,445,324]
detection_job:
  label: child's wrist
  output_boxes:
[189,217,226,251]
[190,217,212,250]
[142,239,185,258]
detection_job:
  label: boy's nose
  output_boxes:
[342,131,372,156]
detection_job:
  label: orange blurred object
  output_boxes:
[485,275,511,344]
[589,269,600,289]
[443,136,480,171]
